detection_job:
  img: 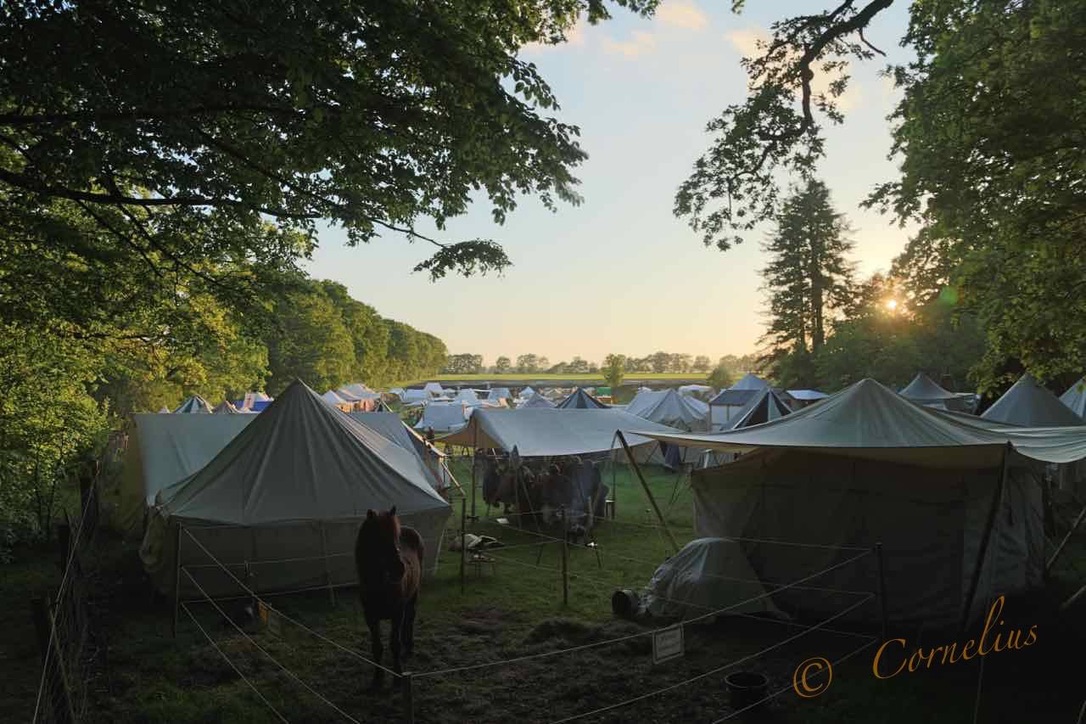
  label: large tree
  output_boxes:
[675,0,1086,391]
[759,179,855,386]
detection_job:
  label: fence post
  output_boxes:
[403,672,415,723]
[875,542,889,640]
[561,505,569,606]
[459,498,466,594]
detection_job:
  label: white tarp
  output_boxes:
[322,390,350,406]
[140,381,452,597]
[414,402,471,433]
[439,408,681,458]
[638,538,784,620]
[982,374,1085,427]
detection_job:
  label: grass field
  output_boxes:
[6,462,1086,723]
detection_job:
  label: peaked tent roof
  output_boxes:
[487,387,512,401]
[709,374,770,407]
[157,406,170,413]
[173,395,213,414]
[423,382,444,395]
[624,389,710,431]
[556,387,609,409]
[899,373,958,400]
[786,389,829,402]
[439,408,683,457]
[981,374,1085,427]
[519,386,536,398]
[339,383,381,400]
[726,388,793,430]
[155,380,448,525]
[1060,377,1086,418]
[517,393,556,409]
[212,400,242,414]
[454,388,480,404]
[631,378,1086,467]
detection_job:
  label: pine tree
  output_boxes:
[758,179,855,387]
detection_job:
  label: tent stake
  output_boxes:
[1046,502,1086,576]
[960,445,1009,635]
[616,430,679,553]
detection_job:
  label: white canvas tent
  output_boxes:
[629,378,1086,628]
[982,374,1086,427]
[624,389,710,432]
[638,538,783,620]
[212,401,241,414]
[423,382,445,397]
[454,388,481,405]
[1060,378,1086,418]
[487,387,512,403]
[140,380,452,598]
[322,390,352,409]
[439,408,682,461]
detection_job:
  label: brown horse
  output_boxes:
[355,506,424,689]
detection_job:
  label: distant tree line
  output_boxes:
[440,351,751,377]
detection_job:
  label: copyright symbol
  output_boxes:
[793,657,833,698]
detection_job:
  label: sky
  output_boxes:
[302,1,918,367]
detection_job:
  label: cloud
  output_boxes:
[725,27,769,59]
[602,31,656,59]
[656,1,708,31]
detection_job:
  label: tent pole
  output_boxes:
[470,422,478,521]
[1046,502,1086,577]
[960,445,1010,635]
[172,522,182,638]
[1059,580,1086,612]
[616,431,679,552]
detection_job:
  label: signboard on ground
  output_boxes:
[653,624,684,664]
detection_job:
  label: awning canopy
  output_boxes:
[439,408,682,457]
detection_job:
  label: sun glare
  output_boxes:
[885,299,899,312]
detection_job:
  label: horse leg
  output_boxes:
[389,608,406,692]
[367,616,384,690]
[403,595,418,658]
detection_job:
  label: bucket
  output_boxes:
[725,671,768,711]
[611,589,639,618]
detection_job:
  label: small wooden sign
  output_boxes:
[653,624,684,664]
[258,601,280,635]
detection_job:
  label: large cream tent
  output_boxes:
[624,388,711,432]
[140,380,452,598]
[629,378,1086,629]
[414,402,471,433]
[981,373,1086,427]
[114,414,253,535]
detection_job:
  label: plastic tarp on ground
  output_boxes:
[556,388,609,409]
[173,395,212,414]
[982,374,1085,427]
[414,402,471,433]
[1060,378,1086,418]
[115,414,255,535]
[627,378,1086,627]
[624,389,710,432]
[140,381,452,598]
[439,408,683,460]
[638,538,784,620]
